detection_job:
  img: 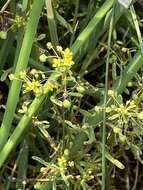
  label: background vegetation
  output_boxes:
[0,0,143,189]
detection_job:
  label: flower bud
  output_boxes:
[39,54,47,62]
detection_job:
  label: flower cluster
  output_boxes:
[39,42,74,70]
[52,48,74,69]
[95,90,139,122]
[107,100,137,122]
[20,70,44,95]
[9,69,56,96]
[13,15,26,28]
[57,156,74,168]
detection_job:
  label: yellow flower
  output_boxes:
[57,156,67,166]
[63,48,74,67]
[51,47,74,69]
[137,111,143,120]
[52,58,62,68]
[113,126,121,134]
[68,161,74,167]
[23,79,41,94]
[95,106,102,112]
[43,82,57,93]
[105,107,112,113]
[56,45,63,52]
[14,15,25,27]
[128,100,136,109]
[108,90,116,97]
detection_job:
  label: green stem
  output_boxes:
[0,0,45,151]
[102,3,114,190]
[70,0,80,46]
[130,5,143,55]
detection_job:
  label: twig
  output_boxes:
[11,177,50,183]
[1,0,11,12]
[131,161,139,190]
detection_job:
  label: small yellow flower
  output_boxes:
[14,15,25,27]
[51,47,74,69]
[68,161,74,167]
[57,156,67,166]
[137,111,143,120]
[119,134,126,143]
[43,82,57,93]
[113,127,121,134]
[52,58,62,68]
[127,82,133,87]
[108,90,116,97]
[95,106,102,112]
[56,45,63,52]
[46,42,53,49]
[23,79,41,94]
[18,105,28,114]
[128,100,136,109]
[105,107,112,113]
[63,48,74,67]
[18,101,30,114]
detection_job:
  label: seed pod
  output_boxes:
[63,99,71,109]
[76,86,85,93]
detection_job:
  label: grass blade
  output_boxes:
[130,5,143,55]
[71,0,114,62]
[45,0,59,47]
[0,0,45,151]
[102,3,114,189]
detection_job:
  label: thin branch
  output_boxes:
[1,0,11,12]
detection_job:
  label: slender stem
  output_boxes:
[130,5,143,56]
[102,3,114,190]
[70,0,80,46]
[131,161,139,190]
[1,0,11,12]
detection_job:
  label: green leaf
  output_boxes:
[50,95,63,107]
[55,11,73,33]
[32,156,49,167]
[105,151,125,169]
[68,92,83,97]
[116,95,123,104]
[108,114,119,120]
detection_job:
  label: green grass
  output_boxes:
[0,0,143,189]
